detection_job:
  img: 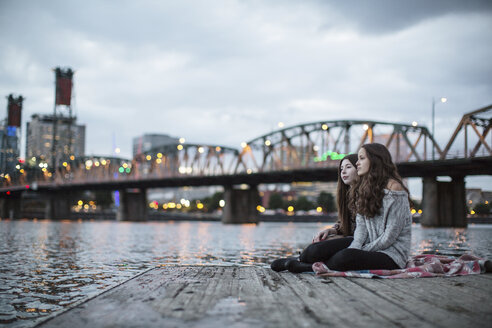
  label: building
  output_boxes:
[132,133,179,158]
[25,114,85,166]
[1,94,23,175]
[0,122,21,174]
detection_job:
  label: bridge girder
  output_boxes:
[441,104,492,159]
[234,120,441,174]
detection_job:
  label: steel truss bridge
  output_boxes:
[1,105,491,192]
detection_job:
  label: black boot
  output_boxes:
[270,257,297,272]
[287,260,314,273]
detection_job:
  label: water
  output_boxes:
[0,219,491,327]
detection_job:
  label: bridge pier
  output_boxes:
[0,195,22,219]
[45,191,72,220]
[421,176,467,227]
[117,189,147,221]
[223,185,259,224]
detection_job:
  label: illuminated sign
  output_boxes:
[314,150,351,162]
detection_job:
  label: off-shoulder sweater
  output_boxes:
[348,189,412,268]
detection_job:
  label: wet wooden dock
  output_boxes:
[36,266,492,328]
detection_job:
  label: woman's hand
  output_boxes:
[312,228,336,243]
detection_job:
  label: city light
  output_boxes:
[177,144,183,150]
[157,153,163,158]
[314,150,348,162]
[265,140,271,146]
[363,124,369,131]
[115,148,120,154]
[179,137,185,143]
[412,121,418,127]
[63,162,68,167]
[322,124,328,130]
[287,206,294,212]
[198,147,204,153]
[278,122,284,128]
[146,155,151,161]
[316,207,322,213]
[219,200,225,207]
[215,146,221,152]
[241,142,247,148]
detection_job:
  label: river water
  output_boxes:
[1,219,491,327]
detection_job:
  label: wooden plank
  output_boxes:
[35,267,492,328]
[356,277,490,327]
[327,277,436,327]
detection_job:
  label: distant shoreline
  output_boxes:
[6,211,492,224]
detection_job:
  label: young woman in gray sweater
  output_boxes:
[285,143,412,273]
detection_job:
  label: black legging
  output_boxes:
[299,237,399,271]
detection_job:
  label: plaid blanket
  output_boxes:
[312,254,488,278]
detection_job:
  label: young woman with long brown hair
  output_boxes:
[276,143,412,273]
[270,153,359,272]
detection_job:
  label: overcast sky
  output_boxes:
[1,0,491,193]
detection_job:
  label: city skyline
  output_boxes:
[1,0,491,194]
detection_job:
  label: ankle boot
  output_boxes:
[270,257,297,272]
[287,260,314,273]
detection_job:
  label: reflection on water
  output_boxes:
[0,220,491,327]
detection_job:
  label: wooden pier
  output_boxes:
[36,266,492,328]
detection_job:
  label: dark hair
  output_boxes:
[349,143,410,218]
[336,154,358,236]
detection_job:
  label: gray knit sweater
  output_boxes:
[348,189,412,268]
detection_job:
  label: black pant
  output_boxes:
[299,237,398,271]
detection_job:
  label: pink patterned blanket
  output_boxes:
[312,254,488,279]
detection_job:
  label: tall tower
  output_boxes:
[51,67,75,170]
[0,94,23,175]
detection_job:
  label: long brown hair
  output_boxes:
[349,143,410,218]
[337,154,358,236]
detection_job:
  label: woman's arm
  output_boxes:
[360,196,410,252]
[348,214,367,249]
[312,227,338,243]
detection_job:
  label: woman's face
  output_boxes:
[340,159,357,185]
[356,148,370,176]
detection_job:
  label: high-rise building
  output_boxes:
[25,114,85,166]
[1,94,23,175]
[132,133,179,158]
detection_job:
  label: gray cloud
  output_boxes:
[0,0,491,167]
[317,0,492,34]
